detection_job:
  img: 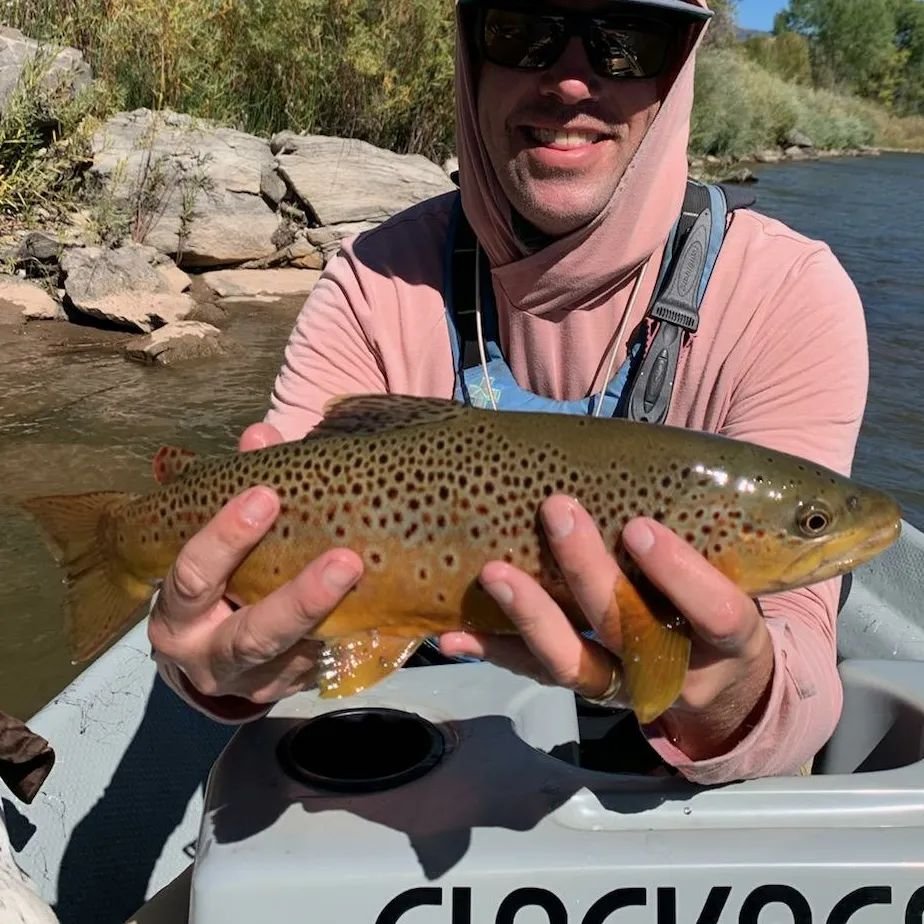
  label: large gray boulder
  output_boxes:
[125,321,231,366]
[0,27,92,115]
[90,109,281,268]
[784,129,815,150]
[200,268,322,299]
[61,245,196,332]
[272,132,456,226]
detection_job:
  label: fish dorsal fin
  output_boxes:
[152,446,199,485]
[312,394,468,438]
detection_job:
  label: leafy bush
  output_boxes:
[691,49,885,157]
[3,0,457,161]
[0,47,109,219]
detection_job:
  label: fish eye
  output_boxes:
[797,503,833,538]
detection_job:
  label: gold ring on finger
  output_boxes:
[580,660,625,707]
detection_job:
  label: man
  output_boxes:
[150,0,868,784]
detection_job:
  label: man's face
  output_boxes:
[475,0,679,238]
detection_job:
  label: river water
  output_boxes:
[0,153,921,719]
[748,153,924,533]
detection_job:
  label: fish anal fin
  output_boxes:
[152,446,198,485]
[312,394,467,439]
[19,492,153,662]
[615,576,691,725]
[317,633,426,699]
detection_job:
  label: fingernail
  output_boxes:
[323,560,360,593]
[543,502,574,540]
[240,487,277,525]
[440,631,476,658]
[624,519,655,556]
[484,580,514,606]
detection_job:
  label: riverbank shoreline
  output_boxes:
[689,141,905,185]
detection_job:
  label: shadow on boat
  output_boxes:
[207,712,698,881]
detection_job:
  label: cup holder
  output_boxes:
[278,707,446,792]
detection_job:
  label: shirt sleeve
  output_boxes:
[264,244,390,440]
[645,242,870,783]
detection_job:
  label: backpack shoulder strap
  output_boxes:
[447,179,755,388]
[447,194,483,370]
[624,180,751,424]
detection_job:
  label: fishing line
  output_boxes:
[594,258,649,418]
[474,241,498,412]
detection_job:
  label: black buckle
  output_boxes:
[626,205,713,423]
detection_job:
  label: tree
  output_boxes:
[742,31,813,84]
[780,0,908,106]
[892,0,924,112]
[701,0,739,47]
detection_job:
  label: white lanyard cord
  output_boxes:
[474,244,650,418]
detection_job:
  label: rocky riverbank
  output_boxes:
[0,28,464,364]
[0,105,458,363]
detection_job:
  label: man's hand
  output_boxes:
[147,423,364,712]
[439,495,775,761]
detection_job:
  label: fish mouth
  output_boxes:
[778,514,902,590]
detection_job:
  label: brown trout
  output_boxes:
[19,395,901,723]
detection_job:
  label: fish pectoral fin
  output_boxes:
[317,633,426,699]
[152,446,199,485]
[19,492,152,662]
[312,394,467,439]
[615,576,691,725]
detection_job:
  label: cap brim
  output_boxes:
[457,0,713,21]
[608,0,713,21]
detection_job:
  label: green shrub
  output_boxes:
[0,47,110,219]
[3,0,457,161]
[690,48,908,156]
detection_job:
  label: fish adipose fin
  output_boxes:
[615,576,692,725]
[152,446,198,485]
[317,632,427,698]
[313,394,467,438]
[19,492,152,662]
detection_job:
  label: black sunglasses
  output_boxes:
[465,3,681,80]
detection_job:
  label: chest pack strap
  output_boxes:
[449,203,484,371]
[449,179,756,420]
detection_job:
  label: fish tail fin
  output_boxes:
[317,633,426,699]
[19,492,151,662]
[615,578,692,725]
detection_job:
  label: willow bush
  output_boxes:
[691,49,881,157]
[2,0,457,161]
